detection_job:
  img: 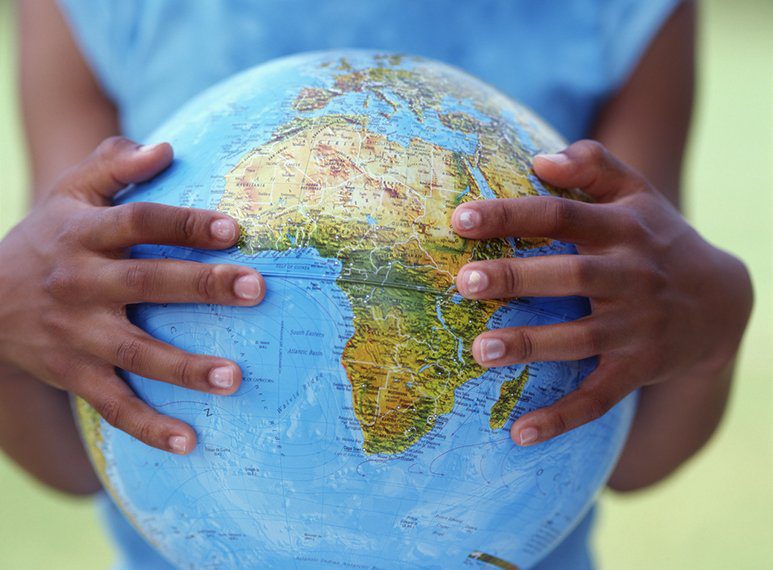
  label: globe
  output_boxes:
[75,51,635,569]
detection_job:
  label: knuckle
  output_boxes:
[643,265,669,297]
[492,201,514,232]
[55,216,85,245]
[543,197,572,235]
[176,210,200,242]
[579,323,603,356]
[136,419,157,446]
[96,137,128,162]
[502,262,522,294]
[617,207,648,240]
[173,357,196,388]
[89,207,114,234]
[96,397,123,427]
[577,139,607,165]
[514,329,535,361]
[115,338,145,370]
[40,306,72,339]
[195,266,220,300]
[122,202,152,234]
[52,166,79,195]
[552,409,570,435]
[44,266,79,300]
[568,257,593,289]
[631,259,668,297]
[124,263,154,296]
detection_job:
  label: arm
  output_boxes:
[0,0,264,493]
[451,1,752,491]
[0,0,122,495]
[591,0,747,491]
[19,0,121,194]
[0,364,99,495]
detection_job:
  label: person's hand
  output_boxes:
[452,140,752,447]
[0,137,266,454]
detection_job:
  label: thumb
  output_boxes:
[59,137,174,205]
[532,140,641,203]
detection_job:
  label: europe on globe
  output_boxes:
[75,51,636,569]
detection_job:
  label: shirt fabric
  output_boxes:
[59,1,678,568]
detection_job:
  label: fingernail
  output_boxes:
[536,153,570,166]
[168,435,189,454]
[138,143,164,153]
[480,338,506,362]
[211,218,236,242]
[209,366,234,389]
[518,427,540,446]
[465,270,488,294]
[457,209,481,230]
[234,274,262,301]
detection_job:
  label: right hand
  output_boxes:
[0,137,265,454]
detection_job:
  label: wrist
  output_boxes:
[689,235,753,355]
[712,247,754,354]
[0,226,37,368]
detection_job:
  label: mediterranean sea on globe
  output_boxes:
[75,51,636,569]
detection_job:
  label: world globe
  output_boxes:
[76,51,635,569]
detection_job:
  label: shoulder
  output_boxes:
[55,0,140,101]
[593,0,685,91]
[20,0,119,189]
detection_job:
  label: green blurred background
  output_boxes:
[1,1,771,568]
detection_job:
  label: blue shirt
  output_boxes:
[59,1,677,568]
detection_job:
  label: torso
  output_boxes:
[58,1,678,567]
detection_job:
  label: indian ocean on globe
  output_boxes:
[75,51,635,569]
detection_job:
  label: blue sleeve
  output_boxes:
[601,0,682,91]
[56,0,135,102]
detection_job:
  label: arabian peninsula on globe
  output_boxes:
[75,51,636,569]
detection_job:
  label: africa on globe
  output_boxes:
[75,51,635,569]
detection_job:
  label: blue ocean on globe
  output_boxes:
[76,51,636,569]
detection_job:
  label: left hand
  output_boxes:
[452,140,752,447]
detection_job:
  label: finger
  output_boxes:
[86,203,241,250]
[532,140,644,202]
[472,319,616,367]
[456,255,619,299]
[97,259,264,305]
[509,366,630,446]
[87,327,243,394]
[79,371,197,454]
[452,195,618,245]
[58,137,174,204]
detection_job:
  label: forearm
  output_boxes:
[0,364,100,495]
[608,365,733,491]
[3,0,106,492]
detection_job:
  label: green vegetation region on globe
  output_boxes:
[75,50,636,569]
